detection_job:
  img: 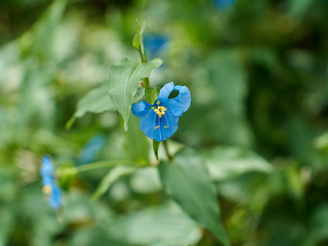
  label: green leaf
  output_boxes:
[202,146,273,181]
[132,21,147,63]
[68,58,158,129]
[66,85,115,129]
[153,140,160,161]
[159,148,230,246]
[108,202,202,245]
[74,85,115,118]
[92,165,137,201]
[133,86,146,103]
[132,21,145,51]
[108,58,163,131]
[124,114,150,164]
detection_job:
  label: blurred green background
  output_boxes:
[0,0,328,245]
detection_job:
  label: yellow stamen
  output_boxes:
[155,126,160,129]
[42,185,52,194]
[154,106,166,118]
[164,126,169,129]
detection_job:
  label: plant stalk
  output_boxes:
[76,160,137,174]
[163,140,173,162]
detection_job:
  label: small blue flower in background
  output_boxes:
[78,135,106,165]
[131,82,191,142]
[213,0,236,9]
[40,155,54,187]
[40,155,62,210]
[48,184,62,210]
[143,34,169,57]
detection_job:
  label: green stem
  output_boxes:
[76,160,137,174]
[138,45,147,63]
[138,39,150,88]
[163,141,173,161]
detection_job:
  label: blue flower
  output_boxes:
[143,35,169,56]
[213,0,236,9]
[48,183,62,210]
[78,135,106,164]
[40,155,62,210]
[40,155,54,186]
[131,82,191,142]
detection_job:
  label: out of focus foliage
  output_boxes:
[0,0,328,245]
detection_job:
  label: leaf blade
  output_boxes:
[159,148,230,246]
[75,85,115,118]
[153,140,160,161]
[92,165,137,201]
[108,58,163,131]
[202,146,273,181]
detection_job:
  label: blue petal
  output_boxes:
[157,82,174,104]
[144,35,169,55]
[164,85,191,116]
[40,155,54,179]
[78,135,106,164]
[131,100,152,117]
[42,176,54,186]
[49,184,62,210]
[139,107,179,142]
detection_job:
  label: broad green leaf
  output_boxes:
[75,85,115,118]
[124,115,150,164]
[67,59,150,129]
[133,86,146,103]
[202,146,273,181]
[108,202,202,246]
[66,85,114,129]
[108,58,162,131]
[159,148,230,246]
[92,165,137,201]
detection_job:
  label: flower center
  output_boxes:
[154,106,166,118]
[153,106,169,132]
[42,185,52,194]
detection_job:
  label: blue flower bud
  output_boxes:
[40,155,62,210]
